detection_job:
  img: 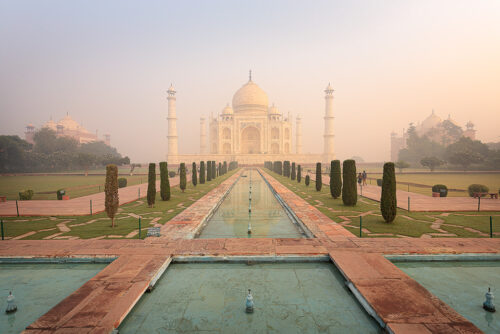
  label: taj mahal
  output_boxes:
[166,72,334,165]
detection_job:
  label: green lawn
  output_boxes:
[0,175,149,200]
[268,170,500,238]
[0,169,238,240]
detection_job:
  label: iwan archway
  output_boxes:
[241,126,260,154]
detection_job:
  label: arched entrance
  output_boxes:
[241,126,260,154]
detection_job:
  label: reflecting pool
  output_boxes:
[118,262,380,333]
[198,169,306,238]
[394,260,500,333]
[0,262,107,334]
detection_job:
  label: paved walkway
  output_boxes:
[312,174,500,212]
[0,168,498,333]
[0,176,182,216]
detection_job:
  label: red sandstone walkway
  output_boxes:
[0,176,183,216]
[312,174,500,212]
[1,168,498,334]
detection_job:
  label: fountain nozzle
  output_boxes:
[6,291,17,314]
[245,289,254,313]
[484,287,496,312]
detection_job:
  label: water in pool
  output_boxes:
[0,262,106,334]
[198,169,305,238]
[395,260,500,333]
[118,262,380,333]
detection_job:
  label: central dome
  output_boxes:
[232,80,269,113]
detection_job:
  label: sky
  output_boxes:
[1,0,499,162]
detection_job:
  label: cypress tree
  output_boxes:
[180,163,186,192]
[105,164,119,227]
[223,161,227,174]
[330,160,342,199]
[342,160,357,206]
[305,175,310,186]
[211,161,216,179]
[159,161,170,201]
[381,162,397,223]
[200,161,206,184]
[291,162,296,180]
[297,165,302,183]
[192,162,197,186]
[147,162,156,207]
[218,162,222,176]
[207,161,212,181]
[315,162,322,191]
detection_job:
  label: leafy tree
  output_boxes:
[420,156,444,172]
[180,163,186,192]
[398,123,446,165]
[394,160,410,173]
[147,163,156,207]
[445,137,489,170]
[0,135,31,172]
[291,162,296,180]
[105,164,119,227]
[342,160,357,206]
[200,161,206,184]
[76,152,96,176]
[129,163,141,176]
[207,161,212,181]
[297,165,302,183]
[192,162,198,186]
[330,160,342,199]
[305,175,310,186]
[440,120,463,146]
[315,162,322,191]
[380,162,397,223]
[212,161,216,179]
[159,162,170,200]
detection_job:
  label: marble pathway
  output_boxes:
[0,168,499,334]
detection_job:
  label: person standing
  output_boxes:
[358,173,363,187]
[362,170,367,186]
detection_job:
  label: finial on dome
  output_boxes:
[249,70,252,82]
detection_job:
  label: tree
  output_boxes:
[147,163,156,207]
[159,162,170,201]
[273,161,283,175]
[330,160,342,199]
[223,161,227,174]
[76,152,96,176]
[297,165,302,183]
[445,137,489,170]
[192,162,198,186]
[283,161,290,177]
[180,163,186,192]
[291,162,296,180]
[200,161,206,184]
[380,162,397,222]
[420,156,444,172]
[207,161,212,181]
[315,162,322,191]
[305,175,310,186]
[212,161,216,179]
[342,160,357,206]
[394,160,410,173]
[105,164,119,227]
[218,162,221,177]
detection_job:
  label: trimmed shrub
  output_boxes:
[207,161,212,182]
[200,161,206,184]
[342,160,357,206]
[315,162,322,191]
[118,178,127,188]
[192,162,198,186]
[223,161,227,174]
[218,162,222,177]
[297,165,302,183]
[330,160,342,199]
[228,161,238,171]
[468,184,489,197]
[168,171,176,178]
[180,163,186,192]
[105,164,119,227]
[159,162,170,201]
[291,163,296,180]
[305,175,310,186]
[380,162,397,223]
[147,163,156,207]
[376,179,383,186]
[56,189,65,200]
[212,161,216,179]
[273,161,283,175]
[283,161,290,177]
[431,184,448,197]
[19,189,34,200]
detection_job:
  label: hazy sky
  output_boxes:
[1,0,499,162]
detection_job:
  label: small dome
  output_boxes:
[222,103,233,115]
[446,114,460,126]
[58,114,81,131]
[421,110,442,130]
[232,80,268,113]
[43,119,57,131]
[268,103,280,115]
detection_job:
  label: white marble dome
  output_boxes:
[232,80,269,113]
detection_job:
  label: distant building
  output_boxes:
[24,113,110,146]
[390,110,476,161]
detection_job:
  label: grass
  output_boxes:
[267,170,500,238]
[0,175,149,200]
[0,169,238,240]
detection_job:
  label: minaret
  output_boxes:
[296,115,302,154]
[323,83,335,163]
[200,116,207,154]
[166,84,178,163]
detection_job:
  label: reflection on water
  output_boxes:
[198,169,304,238]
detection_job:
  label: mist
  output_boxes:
[1,0,499,163]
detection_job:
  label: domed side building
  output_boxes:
[166,72,334,165]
